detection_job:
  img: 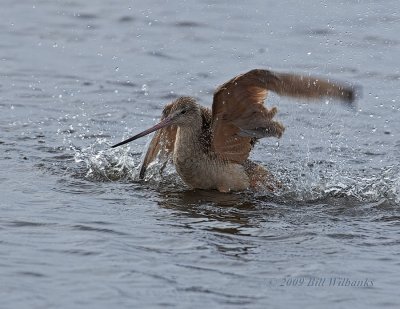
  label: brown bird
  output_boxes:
[111,69,357,192]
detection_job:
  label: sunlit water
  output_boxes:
[1,0,400,308]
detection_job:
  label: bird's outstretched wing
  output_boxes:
[211,69,357,163]
[139,103,177,179]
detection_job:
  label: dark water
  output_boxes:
[1,0,400,308]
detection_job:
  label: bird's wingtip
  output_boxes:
[339,84,361,111]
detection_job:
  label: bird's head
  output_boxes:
[111,96,200,148]
[164,96,201,126]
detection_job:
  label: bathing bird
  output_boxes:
[111,69,357,192]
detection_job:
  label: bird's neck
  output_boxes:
[174,118,204,157]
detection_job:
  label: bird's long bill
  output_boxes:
[111,116,172,148]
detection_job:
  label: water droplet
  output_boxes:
[141,84,148,95]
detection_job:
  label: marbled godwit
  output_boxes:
[111,69,357,192]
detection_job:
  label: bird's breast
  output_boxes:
[173,126,250,192]
[173,147,249,192]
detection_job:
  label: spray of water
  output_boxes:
[272,162,399,204]
[73,139,399,205]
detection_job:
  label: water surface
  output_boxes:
[1,0,400,308]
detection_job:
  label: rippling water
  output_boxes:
[1,0,400,308]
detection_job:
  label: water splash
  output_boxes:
[70,136,399,205]
[70,135,183,190]
[273,162,399,204]
[73,139,139,182]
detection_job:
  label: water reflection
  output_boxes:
[157,189,282,234]
[157,189,262,257]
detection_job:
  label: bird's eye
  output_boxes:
[181,109,186,114]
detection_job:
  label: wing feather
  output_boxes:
[139,103,177,179]
[211,69,357,163]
